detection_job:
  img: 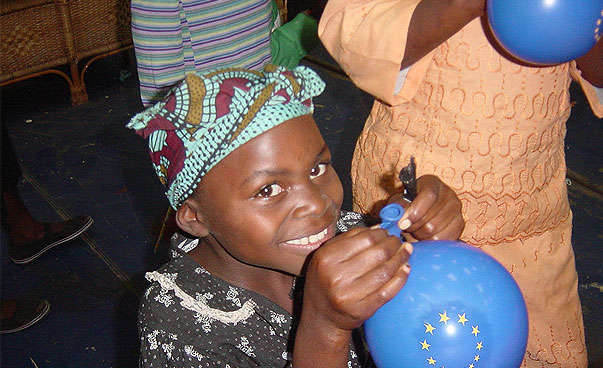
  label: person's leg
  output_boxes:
[1,130,52,334]
[1,125,93,264]
[1,124,45,245]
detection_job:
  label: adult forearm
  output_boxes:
[575,39,603,87]
[402,0,485,69]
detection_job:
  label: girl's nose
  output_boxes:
[291,184,330,219]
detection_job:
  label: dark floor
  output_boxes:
[0,47,601,367]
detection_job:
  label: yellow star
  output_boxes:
[424,323,436,335]
[469,364,475,368]
[420,339,431,350]
[471,325,480,336]
[476,341,484,351]
[457,313,469,325]
[427,357,436,365]
[438,311,450,324]
[474,355,480,362]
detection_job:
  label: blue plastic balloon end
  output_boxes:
[379,203,405,239]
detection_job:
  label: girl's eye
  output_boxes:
[310,163,328,179]
[256,183,284,198]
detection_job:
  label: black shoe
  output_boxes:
[8,216,93,264]
[0,298,50,334]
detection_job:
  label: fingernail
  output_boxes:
[402,263,411,274]
[370,224,382,230]
[398,217,411,230]
[403,242,413,255]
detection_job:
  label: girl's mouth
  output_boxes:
[281,225,335,252]
[285,227,328,245]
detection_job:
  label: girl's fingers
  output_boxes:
[399,176,463,240]
[429,214,465,241]
[352,262,410,318]
[323,236,407,289]
[320,227,389,263]
[409,199,456,239]
[335,241,412,303]
[399,176,440,229]
[372,261,410,303]
[343,239,411,280]
[357,237,406,267]
[404,194,445,235]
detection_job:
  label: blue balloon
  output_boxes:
[364,205,528,367]
[487,0,602,64]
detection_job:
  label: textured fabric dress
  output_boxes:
[131,0,275,107]
[139,210,367,367]
[319,1,602,367]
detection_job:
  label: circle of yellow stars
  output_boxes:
[419,311,485,367]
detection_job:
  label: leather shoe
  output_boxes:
[0,298,50,334]
[8,215,93,264]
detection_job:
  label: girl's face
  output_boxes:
[194,115,343,276]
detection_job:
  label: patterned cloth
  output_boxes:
[319,2,601,367]
[138,210,367,367]
[127,65,325,209]
[131,0,277,107]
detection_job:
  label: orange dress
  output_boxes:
[319,1,602,366]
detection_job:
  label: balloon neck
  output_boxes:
[379,203,405,239]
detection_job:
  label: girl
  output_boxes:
[127,65,464,367]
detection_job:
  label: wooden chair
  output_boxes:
[1,0,133,105]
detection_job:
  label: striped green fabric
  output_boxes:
[132,0,276,107]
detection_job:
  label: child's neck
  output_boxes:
[187,237,296,313]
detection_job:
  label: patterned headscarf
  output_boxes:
[127,65,325,209]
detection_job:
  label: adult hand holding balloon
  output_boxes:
[487,0,602,65]
[364,204,528,368]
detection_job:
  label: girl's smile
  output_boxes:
[279,223,337,255]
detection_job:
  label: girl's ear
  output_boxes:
[175,199,210,238]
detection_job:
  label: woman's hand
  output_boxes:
[390,174,464,241]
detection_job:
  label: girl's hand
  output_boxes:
[300,227,412,334]
[391,174,464,241]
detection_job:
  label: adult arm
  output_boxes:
[401,0,484,69]
[571,39,603,118]
[319,0,484,105]
[575,38,602,88]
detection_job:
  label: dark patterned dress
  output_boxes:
[139,210,368,367]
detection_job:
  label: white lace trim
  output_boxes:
[177,238,199,253]
[146,271,257,324]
